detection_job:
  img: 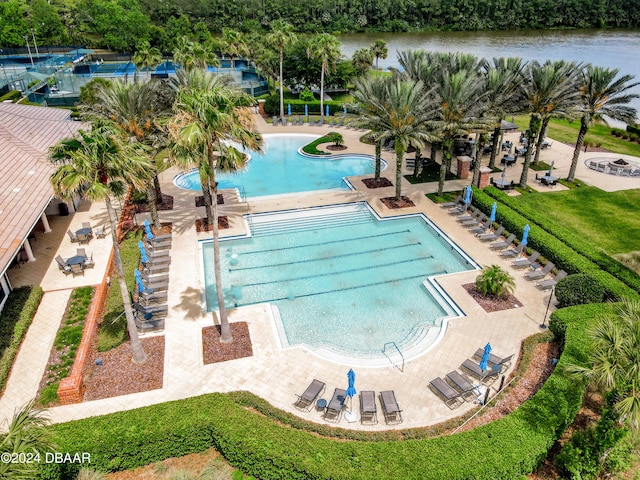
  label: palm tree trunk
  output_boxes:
[146,182,161,230]
[201,179,213,225]
[320,64,325,122]
[437,138,452,196]
[532,118,549,166]
[568,117,589,181]
[279,45,285,122]
[212,181,232,343]
[413,146,421,178]
[488,125,501,169]
[106,197,147,363]
[394,141,403,200]
[519,116,541,188]
[472,138,483,186]
[154,173,162,199]
[374,140,382,181]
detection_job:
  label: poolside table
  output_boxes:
[501,155,516,166]
[540,175,557,186]
[65,255,86,267]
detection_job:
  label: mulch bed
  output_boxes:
[195,216,229,232]
[326,145,347,151]
[195,194,224,208]
[463,283,523,312]
[134,194,174,213]
[83,336,165,401]
[202,322,253,364]
[381,196,416,209]
[145,222,172,235]
[363,177,393,189]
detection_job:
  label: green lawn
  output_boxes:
[513,116,640,157]
[511,186,640,255]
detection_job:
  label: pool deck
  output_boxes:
[3,115,639,431]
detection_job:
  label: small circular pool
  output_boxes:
[174,134,379,197]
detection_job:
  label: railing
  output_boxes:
[383,342,405,372]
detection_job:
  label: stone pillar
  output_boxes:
[57,375,85,405]
[456,156,472,180]
[40,212,51,233]
[478,166,492,189]
[23,239,36,262]
[258,99,266,115]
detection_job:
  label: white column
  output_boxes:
[23,240,36,262]
[40,212,51,233]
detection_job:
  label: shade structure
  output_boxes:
[489,202,497,222]
[325,104,329,117]
[346,369,357,412]
[480,343,492,371]
[287,104,291,116]
[137,241,148,264]
[304,104,308,117]
[143,219,154,240]
[548,160,555,177]
[133,269,146,293]
[463,185,473,205]
[343,104,347,115]
[521,224,530,246]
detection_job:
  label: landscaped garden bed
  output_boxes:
[202,322,253,364]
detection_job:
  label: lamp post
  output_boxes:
[32,29,40,58]
[539,286,554,329]
[24,35,34,67]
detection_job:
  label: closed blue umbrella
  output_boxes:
[304,104,308,118]
[143,219,154,240]
[343,104,347,115]
[548,160,555,177]
[489,202,497,222]
[463,185,472,205]
[326,104,329,117]
[137,241,148,264]
[287,103,291,116]
[480,343,492,371]
[346,369,357,412]
[521,224,530,246]
[134,269,146,293]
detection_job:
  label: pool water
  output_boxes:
[202,204,476,361]
[174,134,377,197]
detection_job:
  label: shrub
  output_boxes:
[475,265,515,298]
[0,90,22,102]
[555,274,605,308]
[299,87,315,102]
[327,132,344,146]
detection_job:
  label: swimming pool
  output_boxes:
[174,134,378,197]
[201,204,478,364]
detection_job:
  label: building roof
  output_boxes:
[0,103,85,277]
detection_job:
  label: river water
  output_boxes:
[338,29,640,118]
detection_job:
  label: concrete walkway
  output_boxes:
[1,114,638,431]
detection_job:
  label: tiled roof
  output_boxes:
[0,103,85,277]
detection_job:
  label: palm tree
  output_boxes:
[351,75,389,183]
[265,20,297,123]
[306,33,341,122]
[0,400,56,479]
[81,80,175,229]
[166,69,263,343]
[370,39,388,70]
[475,265,515,298]
[132,40,162,81]
[351,48,374,77]
[566,299,640,429]
[369,79,436,200]
[567,66,639,181]
[174,36,220,73]
[518,61,580,188]
[50,125,152,363]
[221,28,248,70]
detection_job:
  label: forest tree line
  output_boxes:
[1,0,640,52]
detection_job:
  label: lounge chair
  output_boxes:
[55,255,72,275]
[70,263,84,277]
[472,350,514,373]
[142,262,170,274]
[133,302,168,316]
[272,116,278,126]
[537,270,568,290]
[512,251,540,269]
[478,225,504,242]
[499,243,524,258]
[445,371,477,401]
[359,391,377,424]
[457,208,481,223]
[294,379,326,411]
[140,271,169,283]
[379,390,403,424]
[461,213,487,227]
[137,290,168,305]
[524,262,555,281]
[323,388,346,422]
[429,377,464,409]
[489,233,516,250]
[67,229,79,243]
[460,359,500,385]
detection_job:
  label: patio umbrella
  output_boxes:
[346,369,357,412]
[343,104,347,115]
[479,343,492,371]
[304,104,308,118]
[287,103,291,116]
[143,219,154,240]
[521,224,530,247]
[137,241,148,264]
[463,185,472,205]
[326,104,330,117]
[489,202,497,222]
[548,160,555,177]
[134,269,146,293]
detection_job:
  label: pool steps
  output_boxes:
[250,208,372,236]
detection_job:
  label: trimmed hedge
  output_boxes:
[41,303,603,480]
[263,95,346,116]
[472,188,638,300]
[555,274,605,308]
[479,187,640,295]
[0,286,44,395]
